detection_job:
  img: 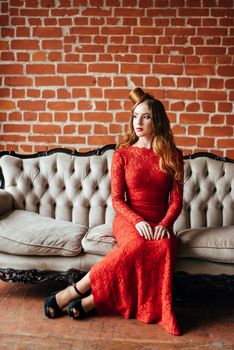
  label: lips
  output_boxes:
[136,128,143,131]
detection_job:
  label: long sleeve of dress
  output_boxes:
[158,153,184,230]
[111,149,144,226]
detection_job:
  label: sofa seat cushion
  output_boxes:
[81,224,117,256]
[0,210,88,256]
[177,226,234,263]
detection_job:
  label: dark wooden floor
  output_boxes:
[0,280,233,350]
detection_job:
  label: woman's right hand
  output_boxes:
[135,221,154,240]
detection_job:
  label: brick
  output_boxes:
[114,8,144,16]
[8,112,21,121]
[211,115,225,124]
[204,127,233,136]
[57,89,71,99]
[33,125,61,134]
[102,27,131,35]
[133,27,164,35]
[85,112,113,122]
[153,64,183,75]
[188,126,201,135]
[78,100,93,110]
[172,125,186,135]
[146,8,176,17]
[42,40,62,50]
[0,64,23,74]
[35,77,64,86]
[32,52,47,62]
[78,124,92,134]
[12,89,25,98]
[27,89,40,98]
[193,78,208,88]
[1,134,26,142]
[33,27,62,37]
[88,135,116,145]
[28,135,56,143]
[131,46,161,54]
[11,40,39,50]
[94,124,108,134]
[166,90,196,100]
[197,138,215,147]
[202,102,215,112]
[104,89,129,99]
[63,125,76,134]
[18,100,45,111]
[225,79,234,89]
[57,64,87,73]
[217,66,234,77]
[71,88,87,98]
[226,150,234,159]
[0,89,10,97]
[89,88,103,98]
[26,64,55,74]
[121,64,150,74]
[226,115,234,125]
[186,103,200,112]
[198,91,227,101]
[179,8,209,17]
[58,136,86,144]
[48,102,75,111]
[209,78,224,89]
[180,113,209,124]
[3,124,30,133]
[185,65,215,75]
[170,101,185,111]
[67,76,96,86]
[217,139,234,148]
[38,113,53,122]
[89,63,118,73]
[196,47,226,55]
[0,100,16,110]
[174,136,196,146]
[17,53,30,61]
[218,103,232,112]
[82,8,111,16]
[54,112,68,122]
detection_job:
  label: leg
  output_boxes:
[45,272,92,318]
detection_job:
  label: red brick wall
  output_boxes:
[0,0,233,157]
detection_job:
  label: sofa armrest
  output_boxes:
[0,190,13,216]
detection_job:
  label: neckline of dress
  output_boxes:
[130,145,153,150]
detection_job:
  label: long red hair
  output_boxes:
[117,97,183,183]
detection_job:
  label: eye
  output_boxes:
[144,115,151,119]
[132,115,137,119]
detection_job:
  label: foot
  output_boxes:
[67,294,95,319]
[45,283,89,318]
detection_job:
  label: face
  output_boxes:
[132,101,153,138]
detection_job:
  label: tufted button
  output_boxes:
[30,183,33,189]
[45,184,49,189]
[196,188,200,193]
[62,185,66,191]
[213,187,217,193]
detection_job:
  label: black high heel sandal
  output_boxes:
[67,298,88,319]
[44,283,87,319]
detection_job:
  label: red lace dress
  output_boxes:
[89,146,184,335]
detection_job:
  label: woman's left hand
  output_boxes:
[153,225,170,240]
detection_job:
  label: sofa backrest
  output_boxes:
[173,154,234,233]
[0,148,115,229]
[0,147,233,231]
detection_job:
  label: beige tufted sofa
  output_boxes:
[0,145,233,295]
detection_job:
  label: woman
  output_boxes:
[44,87,184,336]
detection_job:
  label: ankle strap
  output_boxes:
[72,283,85,297]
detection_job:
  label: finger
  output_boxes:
[144,226,151,240]
[158,227,164,240]
[147,225,153,239]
